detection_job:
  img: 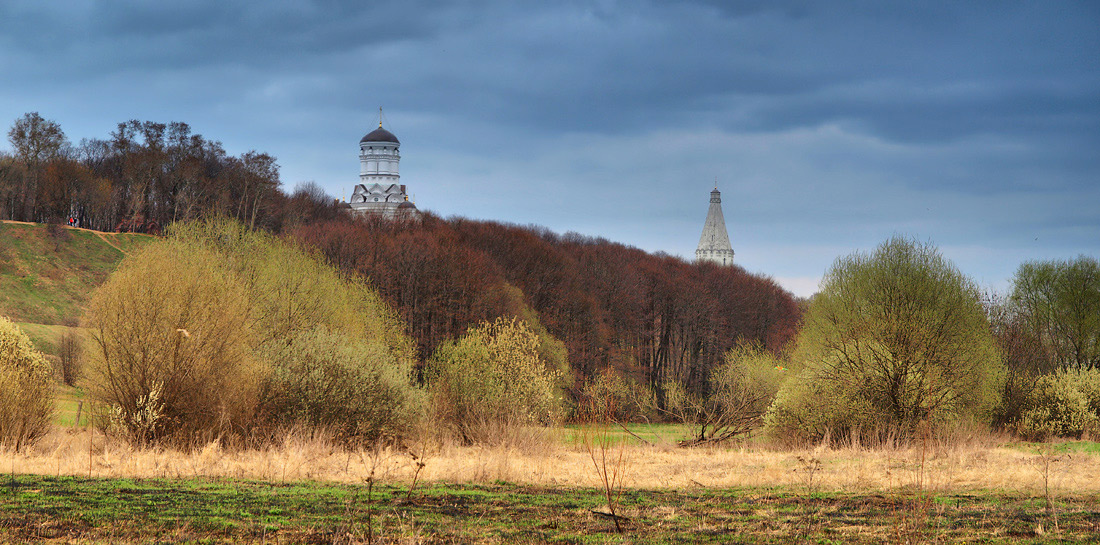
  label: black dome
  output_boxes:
[397,200,417,209]
[360,127,399,144]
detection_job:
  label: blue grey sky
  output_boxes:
[2,1,1097,297]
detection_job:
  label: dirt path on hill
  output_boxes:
[91,231,128,256]
[1,220,132,256]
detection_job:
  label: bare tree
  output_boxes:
[7,112,68,221]
[662,343,784,447]
[1012,256,1100,370]
[57,330,82,387]
[237,151,279,230]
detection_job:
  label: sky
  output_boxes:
[1,1,1097,298]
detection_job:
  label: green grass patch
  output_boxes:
[0,222,154,326]
[54,385,90,427]
[0,475,1097,543]
[12,322,91,357]
[561,422,696,446]
[1006,440,1100,456]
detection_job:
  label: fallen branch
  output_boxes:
[614,421,654,447]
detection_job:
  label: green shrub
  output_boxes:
[84,242,263,445]
[427,317,562,443]
[259,326,422,443]
[663,343,790,446]
[765,369,946,447]
[84,217,420,447]
[768,237,1001,442]
[764,376,828,445]
[0,316,54,450]
[1016,373,1096,440]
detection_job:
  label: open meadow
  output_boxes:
[2,422,1099,543]
[3,222,1100,543]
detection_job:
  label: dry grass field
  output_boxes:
[9,426,1100,495]
[3,426,1100,543]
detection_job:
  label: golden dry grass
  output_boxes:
[6,425,1099,498]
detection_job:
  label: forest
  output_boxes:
[0,112,314,233]
[1,111,801,409]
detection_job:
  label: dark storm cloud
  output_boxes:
[0,0,443,77]
[353,1,1098,149]
[1,0,1096,296]
[4,1,1094,147]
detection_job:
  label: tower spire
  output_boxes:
[696,185,735,266]
[378,107,383,128]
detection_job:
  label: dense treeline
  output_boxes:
[0,112,332,232]
[2,112,800,406]
[7,111,1097,446]
[293,214,801,398]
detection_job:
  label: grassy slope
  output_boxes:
[0,221,154,327]
[54,384,90,427]
[0,222,152,427]
[11,322,91,357]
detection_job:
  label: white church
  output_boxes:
[345,118,418,219]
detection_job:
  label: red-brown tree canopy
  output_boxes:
[294,214,802,394]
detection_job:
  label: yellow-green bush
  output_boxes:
[764,372,878,445]
[662,343,791,445]
[1060,367,1100,416]
[84,217,420,446]
[259,326,423,442]
[167,217,415,366]
[1016,369,1100,440]
[84,242,263,445]
[723,343,789,414]
[765,237,1002,443]
[427,317,562,443]
[0,316,53,450]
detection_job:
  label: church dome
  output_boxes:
[360,126,400,144]
[397,200,417,210]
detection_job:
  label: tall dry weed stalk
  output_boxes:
[582,425,628,533]
[892,420,938,544]
[794,456,821,493]
[404,433,441,503]
[1033,443,1066,533]
[580,399,631,534]
[354,440,400,544]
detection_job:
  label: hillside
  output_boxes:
[0,221,155,326]
[293,214,802,390]
[1,214,801,397]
